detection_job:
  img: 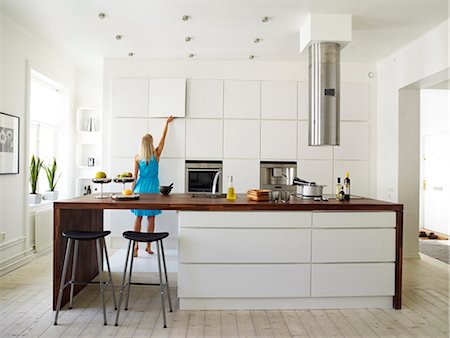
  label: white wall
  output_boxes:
[377,19,449,258]
[0,13,77,274]
[103,58,377,243]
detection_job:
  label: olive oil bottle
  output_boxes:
[343,172,351,200]
[226,176,236,201]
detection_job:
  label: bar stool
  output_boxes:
[115,231,173,328]
[54,230,117,325]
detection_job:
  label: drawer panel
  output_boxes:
[313,212,396,228]
[312,229,395,263]
[178,264,310,298]
[179,211,312,228]
[311,263,395,297]
[180,228,311,263]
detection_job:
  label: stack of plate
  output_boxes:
[247,189,271,201]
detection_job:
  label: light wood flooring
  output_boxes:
[0,252,448,337]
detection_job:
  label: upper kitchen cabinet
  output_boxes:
[261,120,297,160]
[298,81,308,120]
[147,118,185,158]
[111,118,148,157]
[341,83,370,121]
[334,122,370,160]
[224,120,260,159]
[224,80,260,119]
[261,81,297,120]
[148,78,186,117]
[187,79,223,118]
[186,119,223,159]
[222,159,260,193]
[112,79,149,118]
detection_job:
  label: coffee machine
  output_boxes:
[260,161,297,193]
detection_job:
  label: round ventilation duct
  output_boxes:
[308,42,340,146]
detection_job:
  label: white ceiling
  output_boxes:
[0,0,448,67]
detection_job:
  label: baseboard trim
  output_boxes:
[0,247,34,276]
[0,236,26,252]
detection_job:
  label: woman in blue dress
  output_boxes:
[131,115,174,256]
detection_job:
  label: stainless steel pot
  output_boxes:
[293,177,325,197]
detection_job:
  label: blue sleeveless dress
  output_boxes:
[131,156,162,217]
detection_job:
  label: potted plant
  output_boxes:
[43,157,61,200]
[29,155,43,204]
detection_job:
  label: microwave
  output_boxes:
[185,161,222,194]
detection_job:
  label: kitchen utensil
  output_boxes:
[292,177,325,197]
[160,184,173,196]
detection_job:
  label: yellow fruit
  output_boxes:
[95,171,107,179]
[121,172,132,177]
[122,189,133,196]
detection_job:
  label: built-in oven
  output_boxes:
[185,161,223,194]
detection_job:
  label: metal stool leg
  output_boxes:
[124,241,136,311]
[115,240,132,326]
[69,240,79,309]
[96,239,107,325]
[103,237,117,310]
[156,240,168,328]
[159,239,172,312]
[54,238,72,325]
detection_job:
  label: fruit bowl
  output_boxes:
[92,178,112,184]
[113,177,135,184]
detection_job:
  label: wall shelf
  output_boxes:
[76,107,101,133]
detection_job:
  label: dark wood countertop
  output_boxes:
[54,193,403,211]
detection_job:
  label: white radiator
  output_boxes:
[34,208,53,252]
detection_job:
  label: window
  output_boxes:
[29,70,69,199]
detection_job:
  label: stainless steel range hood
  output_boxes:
[308,42,340,146]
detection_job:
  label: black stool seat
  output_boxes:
[123,231,168,242]
[62,230,111,240]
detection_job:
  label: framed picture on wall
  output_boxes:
[0,112,20,174]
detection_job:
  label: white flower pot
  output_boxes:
[29,193,42,204]
[43,191,59,201]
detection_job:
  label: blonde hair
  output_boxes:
[139,134,155,163]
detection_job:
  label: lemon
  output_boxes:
[122,189,133,196]
[95,171,107,179]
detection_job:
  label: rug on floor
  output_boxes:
[419,240,450,264]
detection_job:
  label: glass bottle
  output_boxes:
[343,172,351,200]
[226,176,236,201]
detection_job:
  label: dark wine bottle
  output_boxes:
[343,172,350,200]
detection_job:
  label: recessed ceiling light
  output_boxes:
[188,53,195,58]
[185,37,192,42]
[182,15,190,21]
[128,52,135,57]
[249,55,255,60]
[254,38,261,43]
[261,16,269,23]
[115,35,123,40]
[98,13,106,20]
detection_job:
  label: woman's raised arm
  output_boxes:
[155,115,174,158]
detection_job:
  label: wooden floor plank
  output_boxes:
[324,309,361,337]
[310,309,343,337]
[280,310,308,337]
[251,310,274,337]
[235,310,256,337]
[186,310,206,338]
[203,310,221,337]
[296,310,326,337]
[266,310,291,337]
[220,311,239,337]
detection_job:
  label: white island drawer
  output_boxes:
[311,263,395,297]
[179,228,311,263]
[178,264,310,298]
[312,229,395,263]
[312,212,396,228]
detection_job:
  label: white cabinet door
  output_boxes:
[187,79,223,118]
[261,120,297,159]
[147,118,185,158]
[261,81,297,119]
[311,263,395,297]
[223,120,260,158]
[111,118,148,157]
[333,160,370,197]
[333,122,369,160]
[298,81,308,120]
[179,264,310,297]
[224,80,260,119]
[158,158,185,193]
[179,228,311,263]
[312,229,396,263]
[149,78,186,117]
[341,83,370,121]
[296,160,333,195]
[112,79,149,118]
[297,121,333,160]
[222,159,260,193]
[312,212,396,228]
[186,119,223,159]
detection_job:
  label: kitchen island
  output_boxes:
[53,194,403,310]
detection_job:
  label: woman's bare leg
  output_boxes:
[133,216,143,256]
[146,216,155,254]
